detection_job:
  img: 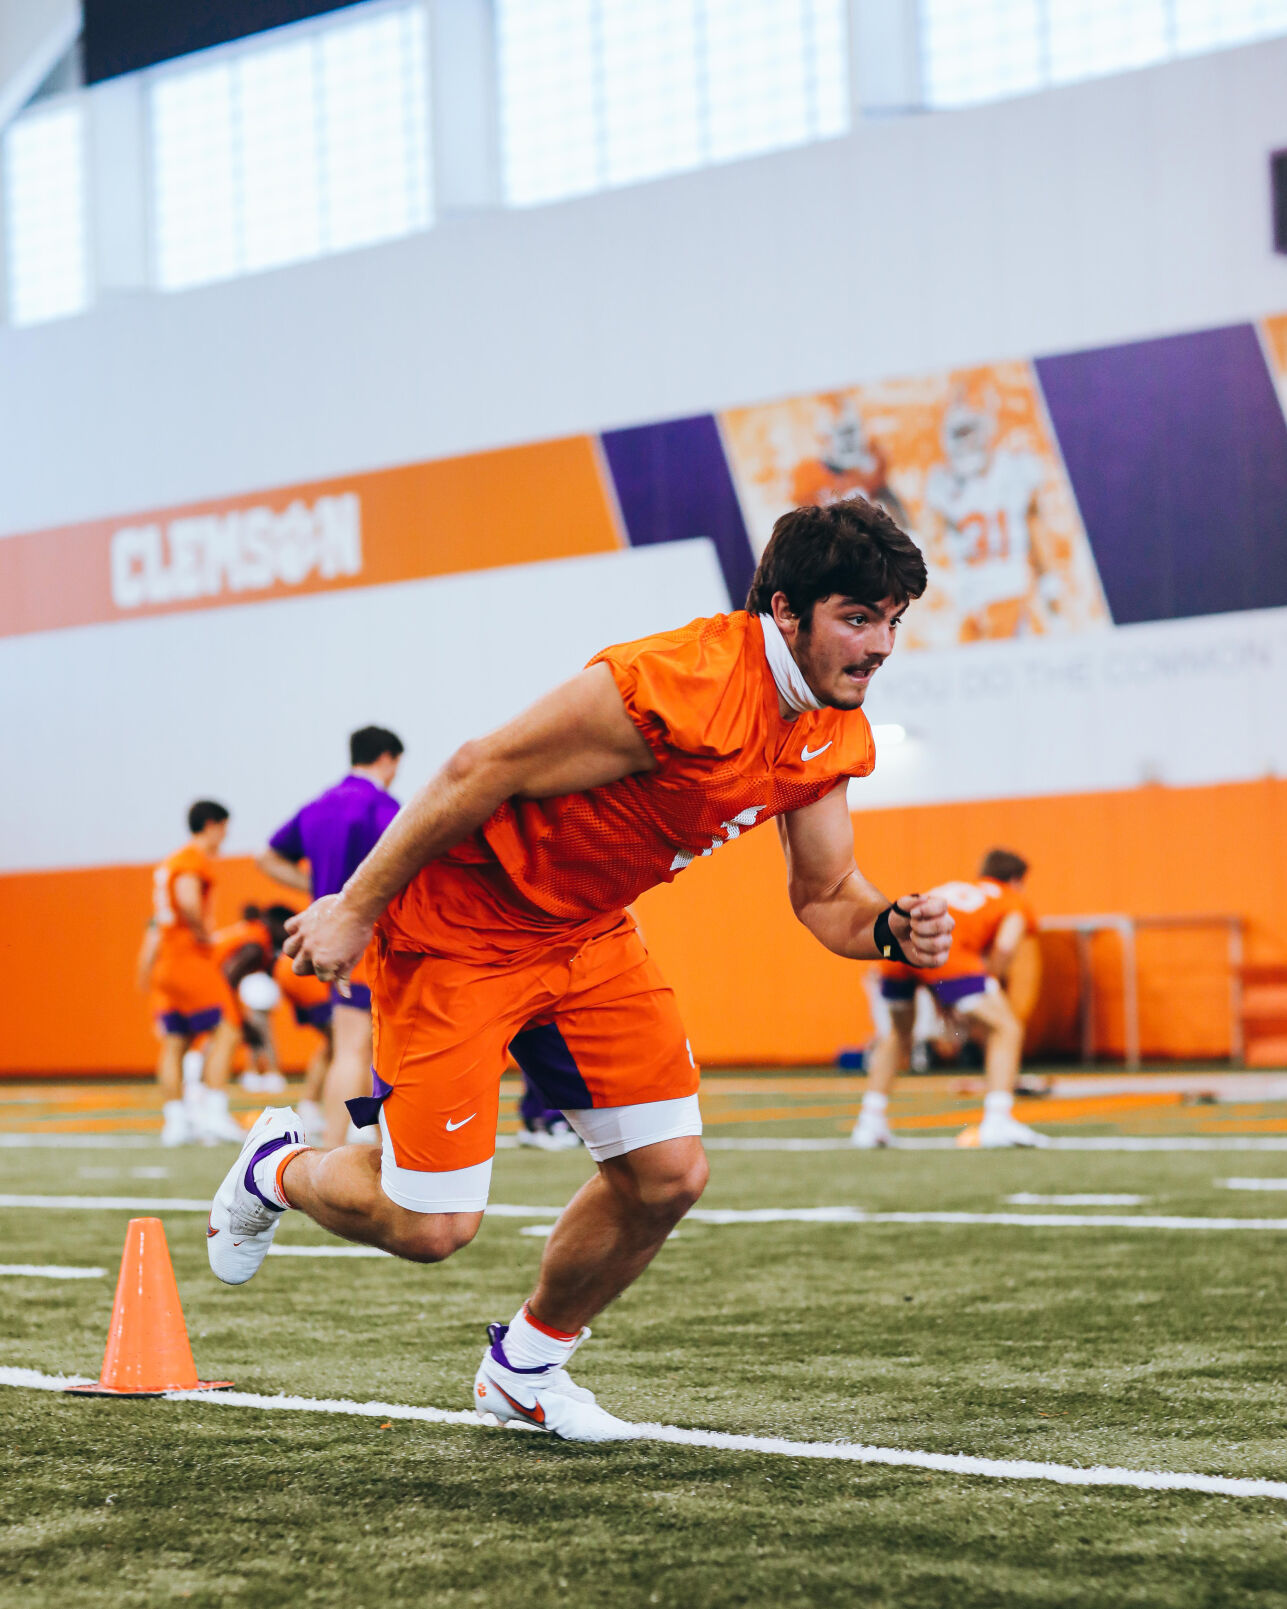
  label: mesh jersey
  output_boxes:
[883,877,1035,983]
[152,844,216,959]
[382,611,876,962]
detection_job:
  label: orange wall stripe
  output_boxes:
[1,776,1284,1074]
[0,436,621,640]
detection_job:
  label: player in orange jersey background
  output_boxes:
[212,905,286,1092]
[272,949,333,1142]
[854,848,1041,1149]
[209,500,955,1439]
[143,800,244,1146]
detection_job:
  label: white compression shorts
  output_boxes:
[377,1094,703,1214]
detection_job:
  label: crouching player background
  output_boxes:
[206,501,954,1439]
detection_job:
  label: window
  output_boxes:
[498,0,849,207]
[3,101,90,326]
[151,1,430,291]
[921,0,1287,108]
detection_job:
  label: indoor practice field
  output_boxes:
[5,1,1287,1606]
[4,1074,1287,1609]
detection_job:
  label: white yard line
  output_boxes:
[0,1264,104,1279]
[0,1135,155,1149]
[3,1365,1284,1502]
[5,1194,1287,1231]
[1220,1178,1287,1191]
[5,1133,1287,1153]
[1007,1194,1146,1206]
[704,1137,1287,1152]
[0,1194,212,1211]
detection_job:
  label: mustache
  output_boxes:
[844,659,884,675]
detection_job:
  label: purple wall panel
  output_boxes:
[1036,325,1287,625]
[600,415,755,608]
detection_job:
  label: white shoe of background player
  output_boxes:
[298,1099,326,1144]
[473,1323,633,1442]
[978,1113,1050,1148]
[850,1111,894,1149]
[161,1100,192,1147]
[516,1118,582,1152]
[207,1106,305,1285]
[194,1089,247,1144]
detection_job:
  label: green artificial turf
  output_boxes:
[3,1142,1287,1608]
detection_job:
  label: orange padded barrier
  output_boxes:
[1,776,1284,1073]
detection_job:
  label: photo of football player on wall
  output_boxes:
[722,361,1110,650]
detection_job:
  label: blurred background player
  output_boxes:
[273,946,333,1144]
[212,904,287,1092]
[515,1072,583,1151]
[141,800,244,1145]
[853,849,1042,1149]
[256,726,403,1147]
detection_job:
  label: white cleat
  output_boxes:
[161,1105,193,1147]
[516,1121,583,1152]
[978,1113,1050,1149]
[298,1099,326,1145]
[206,1106,305,1285]
[850,1114,894,1149]
[473,1324,633,1442]
[193,1089,248,1145]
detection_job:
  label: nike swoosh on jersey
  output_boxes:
[445,1114,477,1132]
[801,741,833,761]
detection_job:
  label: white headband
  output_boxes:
[758,613,822,716]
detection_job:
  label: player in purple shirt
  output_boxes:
[257,726,403,1147]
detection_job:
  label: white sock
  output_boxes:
[163,1099,186,1125]
[501,1303,579,1370]
[984,1090,1014,1118]
[251,1143,308,1210]
[861,1090,888,1115]
[204,1086,229,1114]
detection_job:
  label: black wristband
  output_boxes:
[873,901,916,966]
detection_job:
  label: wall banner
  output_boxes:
[0,437,621,640]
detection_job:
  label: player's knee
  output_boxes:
[633,1146,709,1222]
[385,1213,479,1264]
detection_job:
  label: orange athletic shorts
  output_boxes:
[151,947,237,1037]
[367,916,698,1176]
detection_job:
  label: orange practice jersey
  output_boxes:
[885,878,1035,983]
[382,611,877,962]
[152,844,217,959]
[273,952,331,1010]
[211,919,273,971]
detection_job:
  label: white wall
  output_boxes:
[855,605,1287,810]
[1,37,1286,537]
[0,539,727,871]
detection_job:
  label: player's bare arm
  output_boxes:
[135,922,160,992]
[172,871,210,944]
[255,846,312,894]
[779,783,953,967]
[986,910,1027,980]
[286,663,656,982]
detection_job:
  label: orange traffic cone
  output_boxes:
[66,1217,232,1397]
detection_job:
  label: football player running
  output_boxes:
[207,501,952,1439]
